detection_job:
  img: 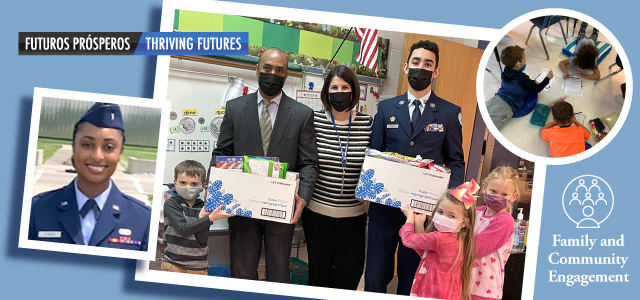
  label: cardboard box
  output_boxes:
[205,167,296,224]
[356,156,450,214]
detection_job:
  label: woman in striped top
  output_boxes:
[301,65,373,290]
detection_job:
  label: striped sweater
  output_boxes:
[308,110,373,218]
[162,196,212,270]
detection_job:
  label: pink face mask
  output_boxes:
[483,192,509,211]
[432,213,463,233]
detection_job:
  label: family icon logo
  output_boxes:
[562,175,614,228]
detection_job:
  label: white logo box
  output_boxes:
[205,167,297,224]
[356,156,451,214]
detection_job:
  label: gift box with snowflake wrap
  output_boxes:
[205,167,297,223]
[356,156,450,214]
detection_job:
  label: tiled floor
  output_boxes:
[482,19,626,157]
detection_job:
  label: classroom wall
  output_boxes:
[378,30,405,97]
[466,106,486,182]
[164,57,306,184]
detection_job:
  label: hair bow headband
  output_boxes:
[450,179,480,209]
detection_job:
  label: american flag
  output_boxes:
[355,28,379,73]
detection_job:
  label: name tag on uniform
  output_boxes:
[426,123,444,132]
[38,231,62,238]
[387,124,399,129]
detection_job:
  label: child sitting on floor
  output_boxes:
[486,46,553,130]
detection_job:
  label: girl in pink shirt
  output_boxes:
[400,181,479,300]
[471,166,520,300]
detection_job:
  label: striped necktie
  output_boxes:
[260,99,273,155]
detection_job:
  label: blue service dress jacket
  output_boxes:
[28,180,151,251]
[369,92,465,223]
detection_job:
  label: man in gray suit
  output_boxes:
[210,47,319,283]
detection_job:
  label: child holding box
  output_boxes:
[399,181,478,300]
[486,46,553,130]
[540,102,592,158]
[162,160,232,275]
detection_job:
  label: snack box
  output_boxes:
[356,156,450,214]
[205,167,296,224]
[216,156,278,170]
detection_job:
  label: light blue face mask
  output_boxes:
[518,62,526,72]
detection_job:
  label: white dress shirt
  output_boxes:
[407,91,431,122]
[257,92,283,127]
[75,179,112,245]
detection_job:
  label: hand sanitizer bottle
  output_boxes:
[516,208,527,252]
[513,216,520,252]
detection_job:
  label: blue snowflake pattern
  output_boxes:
[356,169,385,200]
[385,199,402,208]
[205,180,234,211]
[356,169,401,208]
[235,208,253,218]
[205,180,252,217]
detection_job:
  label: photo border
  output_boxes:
[475,8,633,166]
[18,87,170,261]
[139,0,543,299]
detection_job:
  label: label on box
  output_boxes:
[356,156,450,214]
[206,167,295,223]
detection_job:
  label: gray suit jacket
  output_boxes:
[209,92,319,202]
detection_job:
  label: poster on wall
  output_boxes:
[360,83,367,101]
[295,90,323,111]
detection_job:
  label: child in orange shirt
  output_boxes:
[540,102,591,158]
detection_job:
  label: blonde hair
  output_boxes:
[482,165,520,213]
[425,190,475,300]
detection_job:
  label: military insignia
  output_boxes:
[118,228,132,236]
[108,236,142,246]
[426,123,444,132]
[390,116,396,122]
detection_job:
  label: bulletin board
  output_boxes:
[173,10,390,79]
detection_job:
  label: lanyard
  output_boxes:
[330,111,352,167]
[330,111,352,195]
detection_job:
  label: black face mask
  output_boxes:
[407,68,434,91]
[258,72,285,96]
[328,92,352,112]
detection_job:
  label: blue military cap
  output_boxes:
[75,102,125,132]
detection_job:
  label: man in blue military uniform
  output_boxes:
[364,40,465,295]
[29,102,151,251]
